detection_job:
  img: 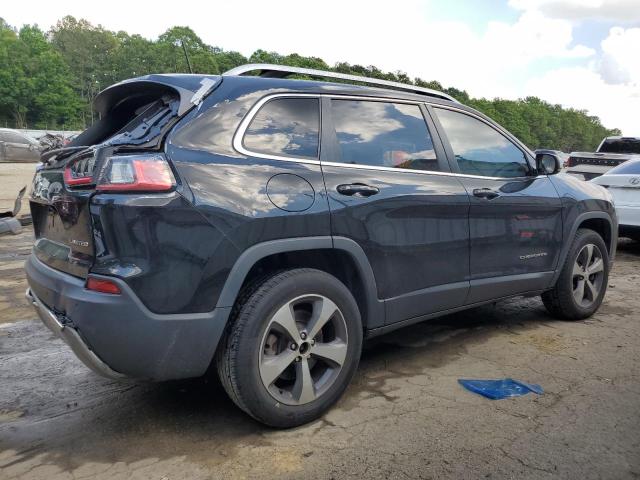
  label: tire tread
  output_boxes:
[216,268,321,422]
[542,228,609,320]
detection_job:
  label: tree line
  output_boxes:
[0,15,620,152]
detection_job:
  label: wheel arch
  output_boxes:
[215,236,385,330]
[550,211,617,287]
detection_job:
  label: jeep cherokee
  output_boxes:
[25,64,617,427]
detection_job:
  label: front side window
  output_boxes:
[330,100,438,171]
[434,108,530,178]
[243,97,319,159]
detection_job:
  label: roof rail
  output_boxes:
[223,63,459,103]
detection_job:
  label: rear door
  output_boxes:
[431,105,563,304]
[320,97,470,326]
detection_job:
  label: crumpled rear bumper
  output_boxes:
[26,287,126,380]
[25,254,231,381]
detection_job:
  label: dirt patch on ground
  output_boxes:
[0,163,35,212]
[1,236,639,479]
[0,230,33,324]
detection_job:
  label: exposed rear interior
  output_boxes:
[30,82,183,280]
[72,83,180,148]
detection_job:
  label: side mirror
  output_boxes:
[535,152,561,175]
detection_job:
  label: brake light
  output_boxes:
[64,155,96,186]
[86,277,121,294]
[96,154,175,192]
[567,156,576,167]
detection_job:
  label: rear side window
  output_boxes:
[243,97,320,159]
[434,108,530,178]
[330,100,438,171]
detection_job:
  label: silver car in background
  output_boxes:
[0,129,41,163]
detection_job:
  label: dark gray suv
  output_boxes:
[25,64,617,427]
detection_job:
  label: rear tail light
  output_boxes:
[64,155,96,186]
[567,156,576,167]
[86,277,121,294]
[96,154,175,192]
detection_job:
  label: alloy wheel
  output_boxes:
[572,244,605,308]
[259,294,348,406]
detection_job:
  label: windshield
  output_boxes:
[598,138,640,154]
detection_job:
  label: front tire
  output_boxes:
[217,268,363,428]
[542,228,609,320]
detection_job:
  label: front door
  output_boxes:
[431,105,563,304]
[320,98,470,326]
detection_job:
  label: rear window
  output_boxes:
[243,97,320,159]
[599,139,640,154]
[608,160,640,175]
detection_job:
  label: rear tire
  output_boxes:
[542,228,609,320]
[217,268,362,428]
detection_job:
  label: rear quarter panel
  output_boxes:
[164,79,331,310]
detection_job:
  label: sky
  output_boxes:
[3,0,640,135]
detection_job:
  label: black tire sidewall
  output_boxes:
[560,229,610,317]
[231,269,362,427]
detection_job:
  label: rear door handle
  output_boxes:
[472,188,500,200]
[336,183,380,197]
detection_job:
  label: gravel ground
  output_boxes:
[0,231,639,479]
[0,163,36,213]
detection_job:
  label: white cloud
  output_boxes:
[390,11,594,100]
[505,2,640,135]
[483,11,594,60]
[599,27,640,85]
[527,65,640,136]
[509,0,640,22]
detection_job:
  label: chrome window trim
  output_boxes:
[234,93,322,164]
[233,93,544,181]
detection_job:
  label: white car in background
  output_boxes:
[591,159,640,241]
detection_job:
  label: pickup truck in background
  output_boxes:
[566,136,640,180]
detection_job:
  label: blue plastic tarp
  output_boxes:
[458,378,543,400]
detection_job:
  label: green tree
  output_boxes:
[211,48,247,73]
[0,15,621,148]
[157,26,218,74]
[111,31,162,79]
[0,22,80,129]
[50,16,118,124]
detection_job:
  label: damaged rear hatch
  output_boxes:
[29,74,220,279]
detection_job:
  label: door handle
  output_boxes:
[472,188,500,200]
[336,183,380,197]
